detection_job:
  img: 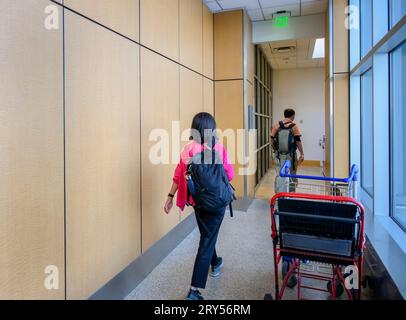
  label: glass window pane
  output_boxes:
[361,69,373,197]
[350,0,360,69]
[391,42,406,230]
[390,0,406,28]
[360,0,372,57]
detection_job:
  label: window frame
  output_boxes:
[389,40,406,232]
[360,67,374,198]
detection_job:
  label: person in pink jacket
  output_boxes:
[164,112,234,300]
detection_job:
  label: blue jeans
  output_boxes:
[191,206,226,289]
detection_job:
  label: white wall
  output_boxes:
[272,67,325,162]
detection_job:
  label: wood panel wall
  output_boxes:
[65,11,141,300]
[65,0,139,41]
[0,0,65,299]
[140,0,179,62]
[215,80,245,196]
[180,0,203,73]
[203,78,215,115]
[214,11,243,80]
[203,4,214,79]
[1,0,214,299]
[214,10,254,198]
[140,49,181,252]
[325,0,350,178]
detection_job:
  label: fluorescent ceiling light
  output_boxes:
[312,38,325,59]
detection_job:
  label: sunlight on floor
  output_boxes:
[255,165,324,200]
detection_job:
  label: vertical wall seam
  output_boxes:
[139,0,143,254]
[178,0,181,224]
[213,11,216,117]
[62,0,67,300]
[49,0,214,82]
[242,11,248,198]
[202,2,204,111]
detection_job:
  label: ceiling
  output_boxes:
[203,0,327,70]
[261,39,325,69]
[204,0,328,22]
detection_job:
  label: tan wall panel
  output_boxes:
[0,0,64,300]
[65,12,141,299]
[333,0,349,74]
[324,77,331,176]
[333,74,349,178]
[180,68,203,219]
[325,11,330,80]
[214,11,243,80]
[141,48,180,251]
[140,0,179,61]
[203,4,214,79]
[180,68,203,137]
[65,0,139,41]
[180,0,203,73]
[203,78,214,115]
[246,81,256,197]
[324,8,331,176]
[245,12,255,85]
[215,80,244,197]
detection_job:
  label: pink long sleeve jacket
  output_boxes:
[173,141,235,211]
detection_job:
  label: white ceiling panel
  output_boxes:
[205,1,222,12]
[204,0,327,21]
[218,0,259,10]
[261,38,325,70]
[247,9,264,21]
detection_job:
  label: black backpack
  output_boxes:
[187,147,235,216]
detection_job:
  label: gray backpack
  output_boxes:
[274,121,297,157]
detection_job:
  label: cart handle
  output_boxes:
[280,160,359,183]
[270,192,365,252]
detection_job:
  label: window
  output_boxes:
[390,42,406,230]
[349,0,361,69]
[361,69,373,197]
[254,46,272,185]
[360,0,372,57]
[390,0,406,28]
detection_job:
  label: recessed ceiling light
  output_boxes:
[312,38,325,59]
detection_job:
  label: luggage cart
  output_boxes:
[270,161,365,300]
[279,160,359,199]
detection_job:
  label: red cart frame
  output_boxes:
[270,192,366,300]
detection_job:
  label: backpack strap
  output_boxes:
[279,121,285,128]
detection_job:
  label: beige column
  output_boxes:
[325,0,350,178]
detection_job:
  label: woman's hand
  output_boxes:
[164,197,173,214]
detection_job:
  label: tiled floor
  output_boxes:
[255,165,324,200]
[126,166,365,300]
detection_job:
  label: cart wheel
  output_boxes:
[282,260,297,288]
[327,281,344,298]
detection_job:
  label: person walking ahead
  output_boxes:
[164,112,234,300]
[271,108,304,193]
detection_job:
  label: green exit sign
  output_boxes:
[275,16,289,28]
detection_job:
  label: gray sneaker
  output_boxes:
[210,257,224,277]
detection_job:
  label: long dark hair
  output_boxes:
[190,112,217,147]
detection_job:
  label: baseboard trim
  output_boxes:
[271,160,322,167]
[302,160,322,167]
[89,213,197,300]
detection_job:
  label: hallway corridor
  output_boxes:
[127,166,340,301]
[127,200,274,300]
